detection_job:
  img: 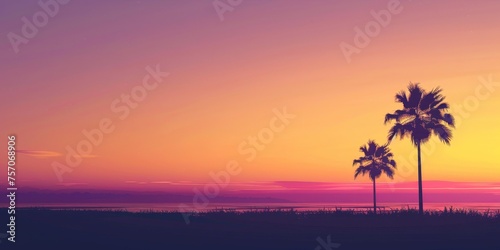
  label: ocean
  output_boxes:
[19,202,500,213]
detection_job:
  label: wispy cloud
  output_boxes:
[56,182,88,187]
[125,181,149,185]
[150,181,172,184]
[18,150,98,159]
[124,180,179,185]
[220,181,500,193]
[17,150,61,158]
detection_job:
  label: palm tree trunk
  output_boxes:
[373,178,377,214]
[417,142,423,214]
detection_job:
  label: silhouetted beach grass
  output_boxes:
[3,207,499,250]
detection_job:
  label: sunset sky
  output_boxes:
[1,0,499,200]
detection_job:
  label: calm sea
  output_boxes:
[19,202,500,212]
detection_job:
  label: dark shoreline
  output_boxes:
[1,208,499,250]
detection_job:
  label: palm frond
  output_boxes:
[428,109,444,120]
[381,165,395,179]
[419,87,443,110]
[352,141,397,182]
[431,124,453,144]
[388,123,409,141]
[359,145,368,156]
[369,167,382,181]
[354,165,370,179]
[434,102,449,110]
[389,159,397,168]
[443,113,455,127]
[352,156,367,166]
[407,83,424,108]
[410,123,431,145]
[395,91,409,108]
[367,140,377,155]
[384,113,398,124]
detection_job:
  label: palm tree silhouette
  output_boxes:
[353,140,397,214]
[384,83,454,214]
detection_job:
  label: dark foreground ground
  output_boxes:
[1,208,499,250]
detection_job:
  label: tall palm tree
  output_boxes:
[384,83,454,214]
[353,140,397,214]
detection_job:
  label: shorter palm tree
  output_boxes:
[352,140,397,214]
